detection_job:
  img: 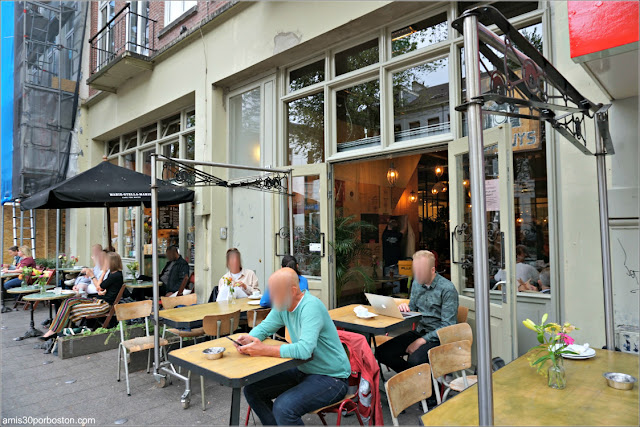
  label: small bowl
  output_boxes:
[603,372,637,390]
[203,347,225,360]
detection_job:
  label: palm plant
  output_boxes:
[331,213,377,300]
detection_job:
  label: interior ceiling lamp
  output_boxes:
[432,181,448,194]
[409,190,418,203]
[387,162,399,187]
[435,166,444,178]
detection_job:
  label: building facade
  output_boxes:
[71,1,638,362]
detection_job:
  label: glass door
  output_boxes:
[282,164,331,307]
[449,124,517,363]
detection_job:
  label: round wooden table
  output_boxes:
[1,272,20,313]
[8,286,57,339]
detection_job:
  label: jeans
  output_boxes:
[383,265,400,294]
[3,278,22,290]
[376,330,440,373]
[244,368,349,425]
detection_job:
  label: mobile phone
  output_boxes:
[226,336,243,346]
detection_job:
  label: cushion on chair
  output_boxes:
[449,375,478,392]
[167,327,205,338]
[122,336,169,352]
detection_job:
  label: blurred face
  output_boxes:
[17,249,24,258]
[413,256,436,285]
[8,249,17,257]
[270,280,293,312]
[228,253,241,273]
[166,249,177,262]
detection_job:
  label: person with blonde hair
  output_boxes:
[39,251,124,340]
[2,245,37,290]
[376,250,458,373]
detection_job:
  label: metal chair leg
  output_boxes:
[245,407,251,426]
[147,349,152,374]
[123,348,131,396]
[201,376,206,411]
[116,344,122,382]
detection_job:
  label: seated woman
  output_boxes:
[2,245,37,289]
[39,252,124,341]
[260,255,309,308]
[216,248,259,302]
[73,249,107,297]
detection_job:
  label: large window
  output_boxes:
[393,57,450,142]
[105,107,196,270]
[287,93,325,165]
[229,88,261,177]
[336,80,381,152]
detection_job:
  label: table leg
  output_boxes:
[1,282,13,313]
[369,333,386,382]
[41,300,54,327]
[17,304,43,340]
[229,387,241,425]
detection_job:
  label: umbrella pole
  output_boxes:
[288,171,294,256]
[106,206,112,251]
[462,12,494,426]
[55,209,60,286]
[151,156,160,375]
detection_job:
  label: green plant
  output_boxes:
[35,258,57,269]
[330,213,377,300]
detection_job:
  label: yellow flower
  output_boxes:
[523,319,537,331]
[545,323,561,332]
[541,313,548,324]
[562,323,576,333]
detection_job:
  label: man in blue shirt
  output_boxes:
[236,268,350,425]
[376,250,459,373]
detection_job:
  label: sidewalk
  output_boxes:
[1,303,428,425]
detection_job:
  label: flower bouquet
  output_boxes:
[523,313,578,389]
[58,254,68,268]
[33,271,50,294]
[69,255,79,267]
[225,276,236,303]
[19,266,34,287]
[126,261,139,279]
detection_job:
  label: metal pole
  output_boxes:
[55,209,60,287]
[462,13,494,426]
[159,155,291,174]
[151,154,160,374]
[595,124,615,349]
[288,171,294,256]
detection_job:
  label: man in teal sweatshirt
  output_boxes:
[236,268,350,425]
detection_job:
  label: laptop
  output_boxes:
[364,293,422,320]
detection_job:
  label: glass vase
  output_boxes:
[229,290,236,304]
[548,358,566,389]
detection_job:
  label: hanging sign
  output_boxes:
[485,179,500,212]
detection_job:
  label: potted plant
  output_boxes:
[523,313,578,389]
[330,214,377,300]
[126,261,139,280]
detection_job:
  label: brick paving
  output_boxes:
[1,303,428,426]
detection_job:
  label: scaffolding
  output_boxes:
[13,1,87,198]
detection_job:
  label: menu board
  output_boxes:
[159,205,179,230]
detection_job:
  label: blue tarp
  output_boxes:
[1,1,14,204]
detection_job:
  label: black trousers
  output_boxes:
[376,330,440,373]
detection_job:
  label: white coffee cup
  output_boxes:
[252,290,260,297]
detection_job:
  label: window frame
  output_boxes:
[164,1,197,26]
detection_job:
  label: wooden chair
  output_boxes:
[161,294,205,345]
[200,310,241,411]
[83,283,127,329]
[436,322,473,345]
[385,363,432,426]
[457,306,469,323]
[428,340,476,404]
[248,308,271,329]
[114,300,169,396]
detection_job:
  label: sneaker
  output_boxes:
[64,279,75,286]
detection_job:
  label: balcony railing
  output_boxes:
[89,4,157,75]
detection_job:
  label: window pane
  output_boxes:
[123,152,136,171]
[123,131,137,151]
[458,1,539,26]
[289,59,324,92]
[161,114,181,137]
[287,93,325,165]
[393,57,450,142]
[142,149,154,176]
[392,12,448,57]
[141,123,157,145]
[123,206,136,258]
[185,132,195,160]
[229,88,261,178]
[185,109,195,128]
[292,175,322,277]
[162,142,179,179]
[335,39,379,76]
[107,138,119,155]
[336,80,381,152]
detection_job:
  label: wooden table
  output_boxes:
[7,287,57,339]
[159,298,260,330]
[169,333,303,425]
[422,349,639,426]
[329,303,419,380]
[124,281,154,289]
[0,272,20,313]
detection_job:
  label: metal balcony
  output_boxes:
[87,4,157,92]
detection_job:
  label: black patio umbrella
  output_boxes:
[20,160,194,248]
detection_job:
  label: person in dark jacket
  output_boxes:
[134,246,190,300]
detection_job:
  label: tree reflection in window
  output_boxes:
[287,93,325,165]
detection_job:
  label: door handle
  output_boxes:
[492,280,507,303]
[320,232,325,258]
